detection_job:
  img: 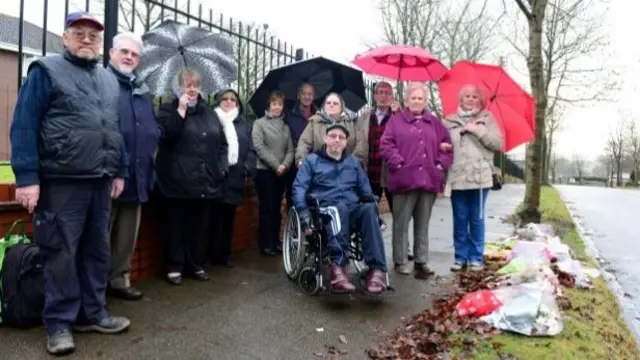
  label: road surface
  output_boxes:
[556,185,640,340]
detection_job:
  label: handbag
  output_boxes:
[491,172,503,191]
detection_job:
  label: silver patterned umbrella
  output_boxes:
[138,20,237,97]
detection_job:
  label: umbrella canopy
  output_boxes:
[248,56,367,119]
[137,20,237,97]
[351,44,448,81]
[438,60,535,152]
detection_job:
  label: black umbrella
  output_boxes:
[137,20,237,97]
[248,56,367,118]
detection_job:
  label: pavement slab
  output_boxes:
[0,185,524,359]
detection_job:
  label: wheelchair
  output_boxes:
[282,194,394,297]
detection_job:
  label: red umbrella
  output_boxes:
[352,44,448,81]
[438,60,535,152]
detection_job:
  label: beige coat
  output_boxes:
[442,110,503,196]
[356,108,389,187]
[295,112,367,165]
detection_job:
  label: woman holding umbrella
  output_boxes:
[155,68,228,285]
[294,92,367,166]
[208,88,257,267]
[442,85,503,272]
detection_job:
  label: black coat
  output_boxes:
[155,97,228,199]
[219,115,257,205]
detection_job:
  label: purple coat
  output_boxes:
[380,109,453,194]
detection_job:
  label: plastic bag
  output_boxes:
[507,241,554,263]
[556,259,592,289]
[516,223,554,242]
[480,281,563,336]
[456,290,503,317]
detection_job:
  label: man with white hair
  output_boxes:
[10,12,130,356]
[106,32,158,301]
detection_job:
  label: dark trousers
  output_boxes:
[161,198,210,274]
[255,169,286,252]
[208,202,237,263]
[370,182,393,211]
[34,179,111,335]
[324,202,387,270]
[284,168,297,210]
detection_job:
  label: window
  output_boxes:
[21,54,37,84]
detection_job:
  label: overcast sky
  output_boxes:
[1,0,635,161]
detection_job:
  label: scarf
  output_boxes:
[317,107,350,124]
[457,106,481,122]
[214,107,239,166]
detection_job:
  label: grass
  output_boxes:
[0,163,14,182]
[467,185,639,360]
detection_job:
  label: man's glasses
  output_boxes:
[69,31,102,43]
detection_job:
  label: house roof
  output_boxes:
[0,13,64,55]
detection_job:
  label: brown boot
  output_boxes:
[328,264,355,293]
[365,269,386,295]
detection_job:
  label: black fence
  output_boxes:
[8,0,523,180]
[495,153,525,180]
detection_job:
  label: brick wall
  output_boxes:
[0,181,389,282]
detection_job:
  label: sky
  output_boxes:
[1,0,636,162]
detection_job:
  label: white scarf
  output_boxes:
[214,107,239,166]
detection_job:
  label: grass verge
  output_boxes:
[0,163,14,183]
[468,185,639,360]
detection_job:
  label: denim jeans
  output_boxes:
[450,188,490,264]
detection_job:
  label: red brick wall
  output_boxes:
[0,181,389,282]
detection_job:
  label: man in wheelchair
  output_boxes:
[292,123,388,295]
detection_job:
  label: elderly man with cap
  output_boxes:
[292,123,388,295]
[10,12,130,355]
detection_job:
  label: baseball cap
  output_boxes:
[66,11,104,31]
[325,123,350,138]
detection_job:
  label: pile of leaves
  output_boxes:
[367,267,504,360]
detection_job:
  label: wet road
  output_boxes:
[556,185,640,340]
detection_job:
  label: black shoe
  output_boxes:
[166,274,183,285]
[107,286,143,301]
[189,270,210,281]
[261,249,277,256]
[274,246,283,254]
[408,254,415,261]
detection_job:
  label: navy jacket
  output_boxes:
[108,64,159,203]
[292,146,373,219]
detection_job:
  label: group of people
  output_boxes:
[7,10,503,357]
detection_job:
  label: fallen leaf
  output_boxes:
[338,334,347,344]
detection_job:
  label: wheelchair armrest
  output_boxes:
[305,193,320,208]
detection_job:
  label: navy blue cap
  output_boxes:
[325,123,350,138]
[66,11,104,31]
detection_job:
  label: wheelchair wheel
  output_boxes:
[283,207,306,280]
[298,267,321,295]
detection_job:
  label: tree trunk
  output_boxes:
[518,0,549,224]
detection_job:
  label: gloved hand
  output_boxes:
[359,194,377,203]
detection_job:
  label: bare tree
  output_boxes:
[90,0,188,32]
[606,118,626,186]
[376,0,502,114]
[625,119,640,185]
[504,0,612,187]
[513,0,550,224]
[571,153,585,181]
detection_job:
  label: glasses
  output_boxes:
[222,97,237,103]
[69,31,102,43]
[325,101,340,106]
[376,90,392,96]
[327,133,347,140]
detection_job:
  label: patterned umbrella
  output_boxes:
[137,20,237,97]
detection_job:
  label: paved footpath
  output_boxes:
[0,185,525,360]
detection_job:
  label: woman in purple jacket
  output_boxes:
[380,82,453,279]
